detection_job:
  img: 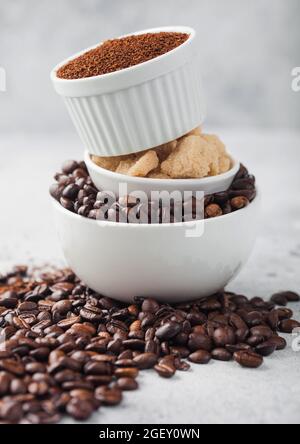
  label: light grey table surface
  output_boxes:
[0,128,300,424]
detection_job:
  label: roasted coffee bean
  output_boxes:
[188,350,212,364]
[211,348,232,361]
[268,336,287,351]
[114,366,139,379]
[0,399,23,423]
[230,196,249,210]
[107,339,122,354]
[234,351,263,368]
[174,359,191,372]
[250,326,273,340]
[229,189,256,201]
[30,347,50,362]
[62,160,79,175]
[226,343,252,353]
[95,386,122,406]
[231,178,255,190]
[267,310,279,330]
[279,319,300,334]
[188,333,213,352]
[130,320,142,332]
[91,354,116,364]
[122,339,145,351]
[255,341,277,357]
[10,379,27,395]
[28,382,49,396]
[141,298,160,313]
[235,328,249,343]
[243,311,264,327]
[247,335,265,347]
[186,311,207,326]
[276,308,293,320]
[200,298,222,312]
[0,360,25,376]
[271,293,288,307]
[86,375,113,387]
[154,364,176,378]
[118,350,133,360]
[133,353,158,370]
[117,377,138,391]
[66,398,94,421]
[283,291,300,302]
[84,361,111,376]
[0,372,11,395]
[145,340,158,354]
[213,327,236,347]
[70,389,94,402]
[155,322,182,341]
[25,362,46,374]
[205,203,222,218]
[115,359,136,368]
[57,316,81,330]
[52,300,72,314]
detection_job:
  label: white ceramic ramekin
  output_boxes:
[52,194,260,303]
[51,26,206,157]
[84,150,240,197]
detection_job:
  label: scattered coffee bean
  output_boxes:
[213,327,236,347]
[188,333,213,352]
[255,341,277,357]
[154,364,176,379]
[66,398,94,421]
[155,322,182,341]
[234,351,263,369]
[0,266,298,424]
[188,350,212,364]
[268,336,287,351]
[271,293,288,306]
[133,353,158,370]
[279,319,300,334]
[117,378,138,391]
[212,348,232,361]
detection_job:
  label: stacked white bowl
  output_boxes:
[50,26,260,302]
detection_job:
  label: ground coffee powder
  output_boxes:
[57,32,189,79]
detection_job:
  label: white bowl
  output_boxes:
[84,150,240,196]
[52,193,261,303]
[51,26,206,157]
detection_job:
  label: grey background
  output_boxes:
[0,0,299,134]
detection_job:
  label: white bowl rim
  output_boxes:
[51,190,259,229]
[84,149,240,187]
[51,26,196,85]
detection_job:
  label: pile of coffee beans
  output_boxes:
[57,32,189,80]
[0,266,299,424]
[50,161,256,223]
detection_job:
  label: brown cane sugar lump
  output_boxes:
[154,140,178,162]
[57,32,189,80]
[115,158,137,175]
[188,126,202,137]
[200,134,231,174]
[90,127,231,179]
[127,150,159,177]
[161,135,214,179]
[147,168,171,179]
[91,155,126,172]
